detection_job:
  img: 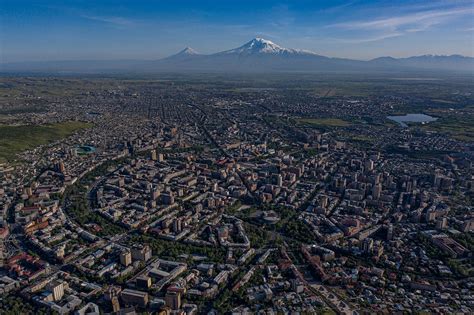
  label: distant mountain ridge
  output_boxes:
[2,38,473,74]
[369,54,474,71]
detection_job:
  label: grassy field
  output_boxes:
[0,121,92,162]
[422,116,474,142]
[297,118,351,127]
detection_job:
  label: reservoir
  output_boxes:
[387,113,438,127]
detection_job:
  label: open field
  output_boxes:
[422,117,474,142]
[0,121,92,162]
[421,106,474,142]
[296,118,351,127]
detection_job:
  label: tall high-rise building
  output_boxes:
[120,250,132,266]
[24,186,33,196]
[372,184,382,200]
[111,296,121,313]
[165,291,181,310]
[118,176,125,187]
[131,245,152,262]
[386,224,393,241]
[319,195,328,208]
[173,218,182,233]
[151,188,160,201]
[365,160,374,172]
[55,161,66,174]
[362,238,374,254]
[436,217,447,230]
[276,174,283,187]
[47,280,65,301]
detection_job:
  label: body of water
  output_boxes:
[76,145,96,154]
[387,113,438,127]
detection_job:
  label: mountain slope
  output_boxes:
[2,38,473,74]
[149,38,356,72]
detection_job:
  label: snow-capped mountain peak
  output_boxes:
[243,38,285,53]
[163,47,201,60]
[218,38,318,56]
[177,47,200,55]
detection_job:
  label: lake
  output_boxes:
[387,113,438,127]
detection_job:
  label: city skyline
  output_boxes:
[0,1,473,314]
[1,0,474,63]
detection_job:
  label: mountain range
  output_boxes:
[2,38,473,74]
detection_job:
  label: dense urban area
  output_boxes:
[0,74,472,314]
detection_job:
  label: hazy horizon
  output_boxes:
[1,0,474,63]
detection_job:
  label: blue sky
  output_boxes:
[1,0,473,62]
